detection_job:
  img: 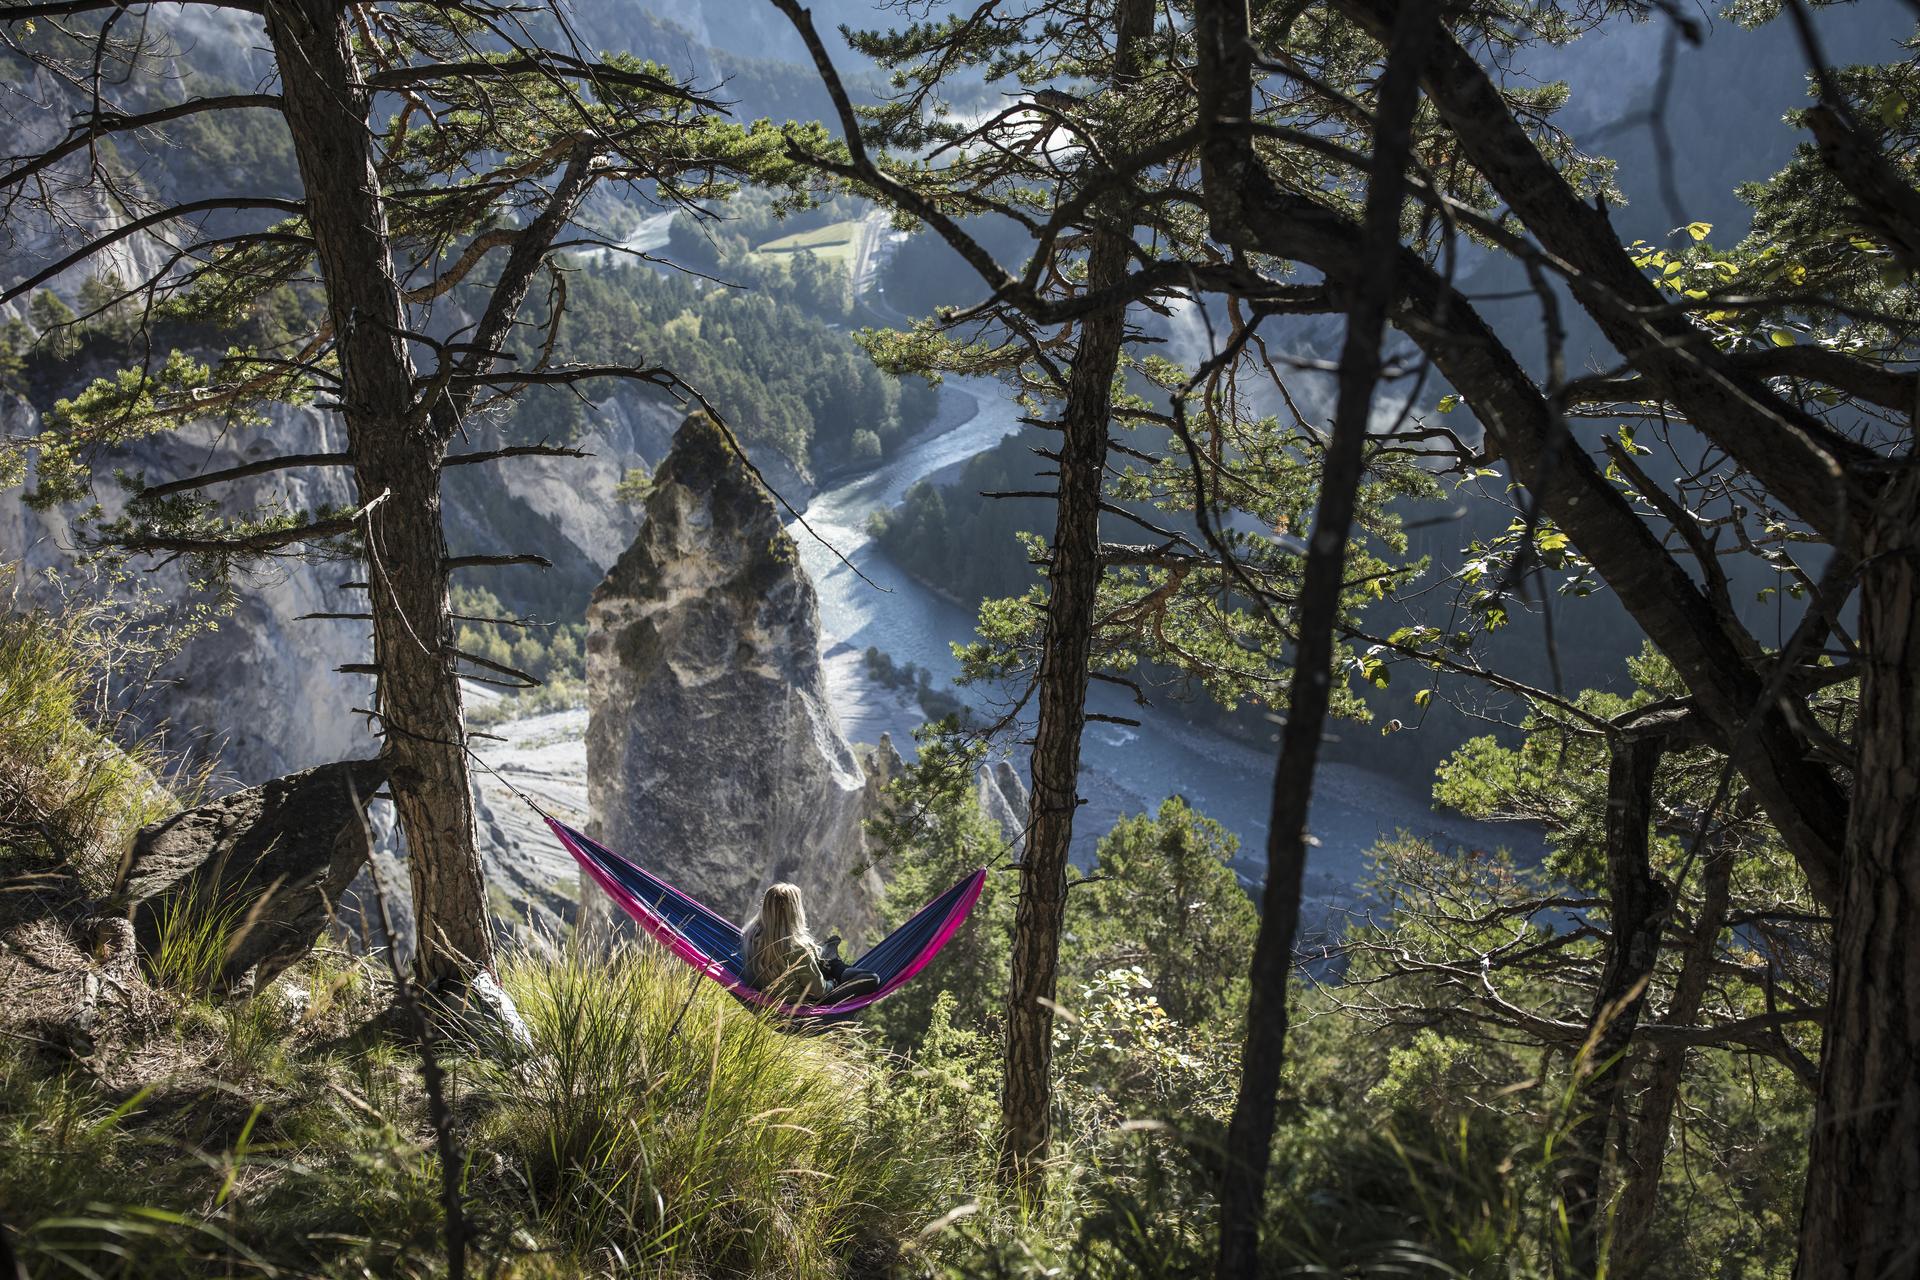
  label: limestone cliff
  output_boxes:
[585,413,879,933]
[0,395,379,781]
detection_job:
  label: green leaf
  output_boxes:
[1414,688,1434,709]
[1437,393,1460,414]
[1686,221,1712,241]
[1770,329,1797,347]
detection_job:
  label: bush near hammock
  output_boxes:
[484,949,953,1275]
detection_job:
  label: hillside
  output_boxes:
[3,0,1916,1275]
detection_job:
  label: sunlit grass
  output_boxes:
[752,218,862,267]
[0,600,178,885]
[483,945,944,1275]
[0,942,971,1279]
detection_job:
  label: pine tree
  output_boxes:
[2,0,814,996]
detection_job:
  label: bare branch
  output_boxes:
[0,94,282,193]
[444,553,553,570]
[1,197,305,306]
[443,444,592,466]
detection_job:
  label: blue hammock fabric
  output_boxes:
[546,817,985,1021]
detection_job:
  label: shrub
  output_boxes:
[484,945,952,1276]
[0,563,184,883]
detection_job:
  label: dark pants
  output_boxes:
[822,948,881,1000]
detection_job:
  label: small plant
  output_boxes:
[614,464,654,506]
[146,880,249,997]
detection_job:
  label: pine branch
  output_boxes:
[136,452,350,502]
[0,95,282,192]
[116,490,387,560]
[444,363,681,392]
[3,0,259,16]
[1568,346,1920,415]
[367,56,720,109]
[1,197,305,306]
[403,229,519,305]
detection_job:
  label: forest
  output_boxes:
[1,1,1916,1278]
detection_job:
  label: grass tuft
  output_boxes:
[0,562,197,886]
[146,879,250,997]
[483,945,944,1276]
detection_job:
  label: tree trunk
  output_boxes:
[264,0,492,984]
[1212,8,1429,1273]
[1614,843,1730,1274]
[1796,467,1920,1279]
[998,0,1152,1186]
[1560,728,1670,1276]
[997,214,1128,1183]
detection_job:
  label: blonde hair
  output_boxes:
[744,882,819,990]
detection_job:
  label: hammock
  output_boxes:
[545,816,985,1020]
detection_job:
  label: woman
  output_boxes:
[742,883,880,1004]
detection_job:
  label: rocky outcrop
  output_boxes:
[586,413,879,933]
[0,394,380,783]
[120,757,390,990]
[858,732,1029,853]
[977,759,1031,852]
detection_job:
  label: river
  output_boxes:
[789,375,1535,916]
[471,371,1533,925]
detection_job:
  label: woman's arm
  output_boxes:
[802,944,828,1000]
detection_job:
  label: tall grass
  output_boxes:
[0,562,190,884]
[146,879,251,996]
[0,941,976,1280]
[486,945,950,1276]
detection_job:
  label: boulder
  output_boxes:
[586,413,879,934]
[977,759,1031,852]
[120,757,390,990]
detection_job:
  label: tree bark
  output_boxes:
[1796,467,1920,1280]
[1211,5,1429,1273]
[1560,727,1671,1276]
[1338,0,1879,551]
[1232,186,1851,904]
[263,0,492,983]
[998,0,1152,1185]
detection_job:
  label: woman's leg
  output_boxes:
[821,935,856,981]
[829,969,881,1000]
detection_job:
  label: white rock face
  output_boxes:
[490,393,676,571]
[977,759,1031,852]
[585,413,879,933]
[0,395,379,782]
